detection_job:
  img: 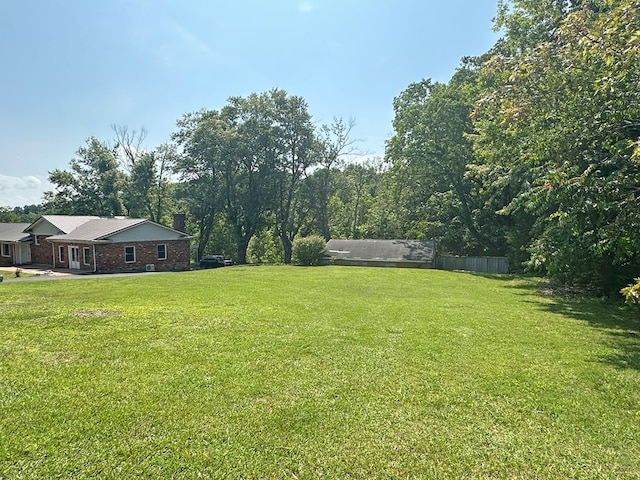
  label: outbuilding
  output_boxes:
[326,239,435,268]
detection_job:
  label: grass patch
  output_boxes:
[0,269,39,280]
[1,266,639,479]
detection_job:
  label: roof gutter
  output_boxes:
[46,239,111,244]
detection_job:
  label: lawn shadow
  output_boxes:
[507,278,640,371]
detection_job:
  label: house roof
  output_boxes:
[24,215,101,234]
[0,223,31,242]
[42,216,192,243]
[327,239,435,262]
[46,218,149,242]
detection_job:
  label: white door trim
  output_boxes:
[69,246,80,269]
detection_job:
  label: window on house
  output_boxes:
[34,235,39,245]
[58,246,65,262]
[1,243,9,257]
[83,247,91,265]
[157,244,167,260]
[124,246,136,263]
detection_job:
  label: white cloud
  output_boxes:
[298,2,313,13]
[0,175,42,192]
[0,175,47,207]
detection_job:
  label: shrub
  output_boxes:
[621,278,640,305]
[292,235,328,266]
[247,229,283,264]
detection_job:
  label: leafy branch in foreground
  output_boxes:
[621,278,640,305]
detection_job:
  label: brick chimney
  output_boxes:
[172,213,186,233]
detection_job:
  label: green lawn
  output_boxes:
[1,266,639,479]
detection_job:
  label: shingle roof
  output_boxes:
[26,215,101,234]
[0,223,31,242]
[47,218,148,242]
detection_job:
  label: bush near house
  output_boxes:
[292,235,328,266]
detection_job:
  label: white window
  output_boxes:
[1,243,9,257]
[58,246,65,262]
[124,246,136,263]
[83,247,91,265]
[34,235,39,245]
[157,244,167,260]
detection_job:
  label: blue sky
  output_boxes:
[0,0,500,207]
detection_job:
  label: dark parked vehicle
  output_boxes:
[199,255,227,269]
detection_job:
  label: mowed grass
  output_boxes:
[1,266,639,479]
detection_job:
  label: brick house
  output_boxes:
[0,223,32,266]
[23,215,193,273]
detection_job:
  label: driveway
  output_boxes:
[0,266,164,282]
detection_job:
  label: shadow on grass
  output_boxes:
[429,272,640,370]
[506,277,640,371]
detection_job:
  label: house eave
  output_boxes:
[46,238,112,244]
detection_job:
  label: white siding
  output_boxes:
[30,222,63,236]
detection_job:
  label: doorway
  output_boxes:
[69,246,80,269]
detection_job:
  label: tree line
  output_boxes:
[3,0,639,295]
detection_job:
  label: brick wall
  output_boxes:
[31,235,55,266]
[50,243,96,271]
[0,243,14,266]
[95,240,190,273]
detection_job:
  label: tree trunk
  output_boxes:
[281,235,293,264]
[197,215,214,262]
[236,235,251,264]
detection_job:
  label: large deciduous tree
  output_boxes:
[269,90,315,263]
[45,137,125,216]
[112,125,176,224]
[308,117,359,240]
[386,65,506,255]
[173,89,316,263]
[173,109,231,261]
[475,0,640,292]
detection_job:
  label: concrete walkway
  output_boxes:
[0,265,164,282]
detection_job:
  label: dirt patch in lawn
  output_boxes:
[73,310,120,317]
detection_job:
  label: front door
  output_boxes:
[16,243,31,265]
[69,246,80,269]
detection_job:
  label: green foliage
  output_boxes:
[309,118,359,240]
[621,278,640,305]
[475,0,640,292]
[122,144,176,224]
[327,160,382,239]
[385,65,510,255]
[291,235,327,266]
[201,212,238,261]
[41,131,179,227]
[493,0,594,53]
[0,205,43,223]
[45,137,125,215]
[173,89,316,264]
[0,207,20,223]
[247,228,284,264]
